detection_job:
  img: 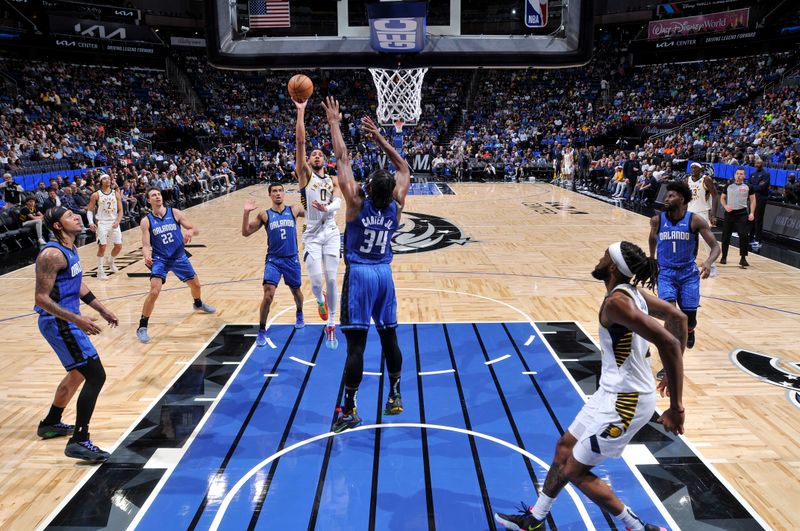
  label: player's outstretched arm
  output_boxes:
[114,189,123,228]
[360,116,410,211]
[294,98,311,188]
[604,292,685,434]
[79,282,118,327]
[173,208,198,244]
[648,215,659,258]
[86,191,99,232]
[322,97,360,217]
[242,199,266,237]
[140,216,153,268]
[691,215,721,278]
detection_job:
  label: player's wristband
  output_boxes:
[81,291,97,305]
[87,211,95,225]
[327,197,342,214]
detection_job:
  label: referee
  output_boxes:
[720,167,756,268]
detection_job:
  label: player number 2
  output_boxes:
[359,229,388,254]
[280,228,286,240]
[161,232,174,245]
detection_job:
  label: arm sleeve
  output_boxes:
[326,196,342,214]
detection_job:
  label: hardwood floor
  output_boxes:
[1,183,797,530]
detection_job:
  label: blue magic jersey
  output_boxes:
[149,208,184,260]
[266,206,298,258]
[344,199,398,265]
[657,211,697,268]
[34,242,82,315]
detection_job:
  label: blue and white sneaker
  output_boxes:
[256,329,268,347]
[194,302,216,313]
[64,439,111,463]
[325,325,338,350]
[136,327,151,343]
[295,311,305,329]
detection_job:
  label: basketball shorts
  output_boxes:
[657,264,700,310]
[264,255,301,289]
[97,222,122,245]
[39,315,99,371]
[569,388,656,466]
[150,255,197,283]
[340,263,397,330]
[303,225,340,261]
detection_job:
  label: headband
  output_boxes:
[608,242,634,278]
[44,206,69,231]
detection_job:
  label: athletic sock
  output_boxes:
[389,375,401,397]
[615,505,645,531]
[70,424,89,443]
[531,493,556,520]
[97,256,104,270]
[139,316,149,329]
[193,298,202,308]
[343,387,358,414]
[42,404,64,425]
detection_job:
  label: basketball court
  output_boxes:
[1,0,799,529]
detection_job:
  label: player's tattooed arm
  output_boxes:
[34,248,100,335]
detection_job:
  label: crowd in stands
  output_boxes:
[1,44,798,240]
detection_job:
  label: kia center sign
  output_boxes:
[367,1,427,53]
[48,15,161,43]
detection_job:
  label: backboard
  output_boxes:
[207,0,593,70]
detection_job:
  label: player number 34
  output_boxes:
[359,229,388,254]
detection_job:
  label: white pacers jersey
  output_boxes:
[96,190,118,223]
[300,172,337,238]
[688,176,711,215]
[598,284,654,394]
[563,148,575,173]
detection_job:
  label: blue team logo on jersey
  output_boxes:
[392,212,474,254]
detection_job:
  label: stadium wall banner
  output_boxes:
[762,203,800,241]
[48,15,160,43]
[377,153,431,173]
[647,8,749,40]
[657,0,738,16]
[50,35,162,55]
[10,0,140,22]
[170,36,206,48]
[631,27,792,56]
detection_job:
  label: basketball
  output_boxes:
[287,74,313,101]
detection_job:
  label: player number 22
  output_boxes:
[359,229,388,254]
[161,232,174,245]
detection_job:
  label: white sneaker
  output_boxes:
[709,264,718,277]
[109,261,119,273]
[97,269,108,281]
[38,239,47,245]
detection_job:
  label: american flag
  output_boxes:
[249,0,291,28]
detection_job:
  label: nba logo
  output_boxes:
[525,0,548,28]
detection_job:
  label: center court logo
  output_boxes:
[392,212,473,254]
[730,349,800,410]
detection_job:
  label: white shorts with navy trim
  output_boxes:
[568,388,656,466]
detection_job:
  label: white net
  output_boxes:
[369,67,428,129]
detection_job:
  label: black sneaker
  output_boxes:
[687,330,695,349]
[332,409,362,433]
[64,439,111,463]
[720,257,727,265]
[38,421,74,439]
[739,257,749,268]
[494,503,544,530]
[642,525,667,531]
[384,394,404,416]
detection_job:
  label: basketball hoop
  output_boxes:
[369,67,428,130]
